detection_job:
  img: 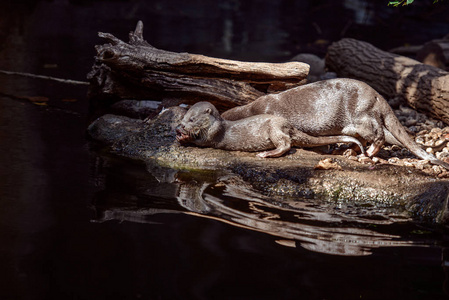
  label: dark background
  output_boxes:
[1,1,449,299]
[1,0,449,81]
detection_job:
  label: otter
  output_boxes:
[221,78,449,169]
[176,101,364,158]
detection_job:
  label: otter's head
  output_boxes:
[176,102,223,146]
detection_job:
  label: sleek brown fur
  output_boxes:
[176,101,364,158]
[222,78,449,169]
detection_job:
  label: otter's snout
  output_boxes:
[175,124,191,143]
[175,124,185,134]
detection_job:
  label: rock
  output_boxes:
[110,99,160,119]
[87,114,144,145]
[343,149,357,157]
[314,158,342,170]
[358,156,374,164]
[87,106,449,225]
[405,118,417,126]
[290,53,325,82]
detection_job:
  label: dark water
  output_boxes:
[1,0,449,299]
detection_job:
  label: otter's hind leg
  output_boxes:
[257,125,291,158]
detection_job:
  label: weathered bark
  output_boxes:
[88,21,309,112]
[326,38,449,124]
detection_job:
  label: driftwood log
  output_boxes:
[326,38,449,124]
[87,21,309,112]
[389,35,449,71]
[416,38,449,70]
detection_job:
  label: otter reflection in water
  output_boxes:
[92,162,421,256]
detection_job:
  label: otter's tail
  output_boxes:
[383,107,449,170]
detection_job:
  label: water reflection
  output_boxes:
[92,155,435,257]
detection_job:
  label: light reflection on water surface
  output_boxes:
[92,157,437,257]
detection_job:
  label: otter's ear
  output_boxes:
[205,108,212,114]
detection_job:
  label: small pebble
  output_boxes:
[403,160,415,167]
[438,171,449,178]
[415,136,425,145]
[315,158,342,170]
[431,127,442,134]
[432,165,443,174]
[435,139,446,147]
[343,149,357,157]
[388,157,400,164]
[358,156,373,164]
[405,119,417,126]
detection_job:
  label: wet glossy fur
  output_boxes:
[177,101,364,158]
[222,78,449,169]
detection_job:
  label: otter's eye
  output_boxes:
[189,118,194,122]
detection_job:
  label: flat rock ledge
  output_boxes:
[87,107,449,226]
